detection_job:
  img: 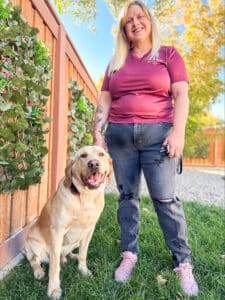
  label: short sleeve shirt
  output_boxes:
[101,46,188,123]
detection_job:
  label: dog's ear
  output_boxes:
[64,160,74,188]
[107,156,113,184]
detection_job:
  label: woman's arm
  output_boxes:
[163,81,189,158]
[93,91,112,148]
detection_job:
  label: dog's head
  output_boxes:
[64,145,113,191]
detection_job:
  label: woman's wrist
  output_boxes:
[93,129,103,139]
[93,134,106,148]
[172,124,186,136]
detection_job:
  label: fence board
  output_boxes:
[11,0,21,6]
[34,9,45,41]
[0,194,11,243]
[50,25,67,194]
[10,190,26,234]
[26,185,39,224]
[47,37,56,199]
[21,0,33,25]
[38,28,54,211]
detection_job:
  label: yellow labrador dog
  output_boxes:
[24,145,112,299]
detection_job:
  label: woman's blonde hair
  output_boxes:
[108,0,162,76]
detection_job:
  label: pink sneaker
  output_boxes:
[174,263,199,296]
[114,251,137,282]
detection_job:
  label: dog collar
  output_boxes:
[70,184,79,196]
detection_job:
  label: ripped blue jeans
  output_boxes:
[105,122,191,267]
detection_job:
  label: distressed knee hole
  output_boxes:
[159,198,173,203]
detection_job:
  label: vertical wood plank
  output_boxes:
[20,0,33,26]
[0,193,11,243]
[38,27,53,212]
[50,25,67,194]
[26,185,39,224]
[209,139,215,165]
[10,190,26,235]
[64,55,70,161]
[11,0,21,6]
[47,37,56,198]
[34,9,45,40]
[219,136,225,165]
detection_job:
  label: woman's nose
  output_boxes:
[132,17,141,28]
[132,18,139,26]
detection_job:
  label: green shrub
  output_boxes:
[68,78,95,156]
[0,2,51,192]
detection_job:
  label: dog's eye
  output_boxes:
[80,153,88,158]
[98,152,104,157]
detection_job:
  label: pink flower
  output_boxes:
[3,72,13,78]
[1,55,6,61]
[0,56,11,63]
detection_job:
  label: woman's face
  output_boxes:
[124,4,151,45]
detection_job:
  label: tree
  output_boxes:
[54,0,130,22]
[54,0,97,24]
[94,75,104,92]
[153,0,225,155]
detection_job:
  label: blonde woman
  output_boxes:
[93,1,199,296]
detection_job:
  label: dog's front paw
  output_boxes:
[79,265,92,276]
[34,267,45,279]
[48,287,62,299]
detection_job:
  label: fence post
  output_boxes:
[50,24,67,195]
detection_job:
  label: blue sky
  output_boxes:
[54,0,114,81]
[51,0,224,121]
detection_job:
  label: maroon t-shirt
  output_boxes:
[101,46,188,123]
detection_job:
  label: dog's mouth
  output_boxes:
[81,172,106,189]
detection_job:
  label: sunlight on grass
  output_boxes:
[0,194,224,299]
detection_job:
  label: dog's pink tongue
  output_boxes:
[88,173,105,186]
[89,173,101,185]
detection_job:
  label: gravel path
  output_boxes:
[106,167,225,209]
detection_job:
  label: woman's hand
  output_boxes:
[163,129,185,158]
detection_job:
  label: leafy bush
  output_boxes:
[68,78,95,156]
[0,2,51,192]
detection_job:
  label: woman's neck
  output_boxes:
[132,42,152,58]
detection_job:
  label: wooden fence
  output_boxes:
[183,127,225,167]
[0,0,224,276]
[0,0,98,273]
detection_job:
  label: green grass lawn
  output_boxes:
[0,194,224,300]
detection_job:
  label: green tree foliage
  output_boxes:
[54,0,97,26]
[153,0,225,156]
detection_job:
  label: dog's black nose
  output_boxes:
[88,159,100,171]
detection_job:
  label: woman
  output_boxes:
[93,1,199,296]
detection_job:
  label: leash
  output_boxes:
[176,155,183,174]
